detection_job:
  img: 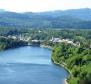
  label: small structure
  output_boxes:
[31,40,40,46]
[50,37,80,46]
[50,37,61,43]
[90,45,91,49]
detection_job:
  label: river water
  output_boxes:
[0,46,68,84]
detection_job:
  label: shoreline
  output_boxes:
[64,79,68,84]
[40,45,70,84]
[40,44,53,49]
[41,44,70,84]
[51,57,70,84]
[0,44,70,84]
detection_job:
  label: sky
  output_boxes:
[0,0,91,12]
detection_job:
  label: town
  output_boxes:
[0,34,81,47]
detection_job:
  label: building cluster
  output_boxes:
[50,37,80,46]
[7,35,31,42]
[1,35,81,47]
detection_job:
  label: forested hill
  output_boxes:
[0,8,91,29]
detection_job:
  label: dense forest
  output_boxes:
[0,28,28,50]
[52,43,91,84]
[0,37,27,50]
[52,29,91,84]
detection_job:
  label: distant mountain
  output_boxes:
[37,8,91,20]
[0,8,91,29]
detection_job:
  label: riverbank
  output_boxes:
[41,45,70,84]
[40,44,53,49]
[51,56,70,84]
[41,44,70,84]
[64,79,68,84]
[0,43,70,84]
[0,46,68,84]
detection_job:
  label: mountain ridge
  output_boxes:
[0,8,91,29]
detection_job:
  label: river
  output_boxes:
[0,46,68,84]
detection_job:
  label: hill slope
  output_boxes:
[0,8,91,29]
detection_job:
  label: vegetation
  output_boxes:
[52,42,91,84]
[0,8,91,29]
[0,7,91,84]
[0,28,91,49]
[0,36,27,50]
[0,27,91,84]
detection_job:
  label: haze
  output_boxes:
[0,0,91,12]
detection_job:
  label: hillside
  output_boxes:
[0,8,91,29]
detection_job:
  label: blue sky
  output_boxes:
[0,0,91,12]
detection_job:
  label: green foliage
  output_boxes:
[52,43,91,84]
[0,8,91,29]
[0,37,27,50]
[0,28,90,84]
